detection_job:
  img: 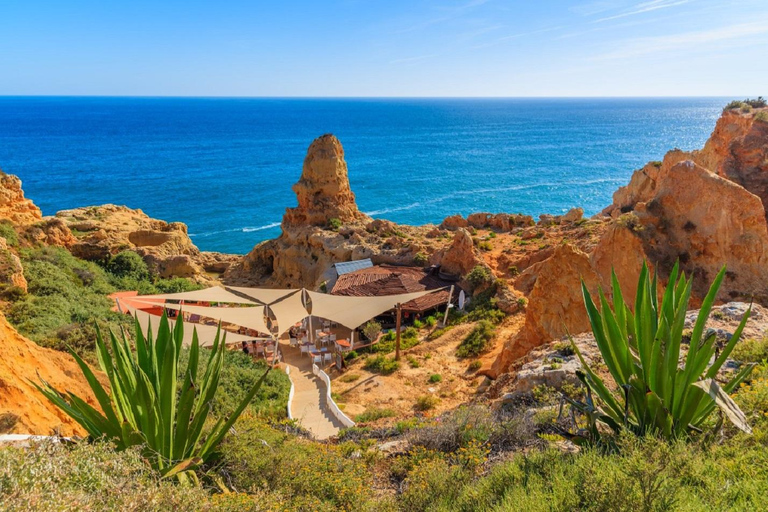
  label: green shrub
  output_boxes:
[733,336,768,363]
[106,251,151,281]
[428,325,454,340]
[468,360,482,371]
[413,252,429,266]
[429,373,443,383]
[0,220,19,247]
[567,263,754,442]
[327,217,342,230]
[0,441,210,511]
[457,320,495,358]
[415,394,440,411]
[413,319,424,329]
[154,277,203,294]
[8,247,131,358]
[364,354,400,374]
[339,372,361,383]
[424,315,437,327]
[35,313,272,481]
[221,417,374,510]
[465,265,493,288]
[354,407,396,423]
[478,241,493,251]
[755,111,768,123]
[407,355,421,368]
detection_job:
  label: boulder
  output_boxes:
[467,212,492,229]
[440,214,469,230]
[435,228,481,277]
[560,207,583,224]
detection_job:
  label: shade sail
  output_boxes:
[226,286,299,305]
[267,291,309,335]
[130,299,270,335]
[123,303,253,348]
[306,290,435,330]
[134,285,258,305]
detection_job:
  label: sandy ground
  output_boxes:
[329,313,526,424]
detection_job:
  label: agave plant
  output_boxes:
[566,262,754,441]
[35,313,270,481]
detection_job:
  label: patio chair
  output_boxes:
[329,334,337,342]
[312,354,322,365]
[323,352,332,364]
[289,337,298,348]
[300,344,309,356]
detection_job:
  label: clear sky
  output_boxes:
[2,0,766,97]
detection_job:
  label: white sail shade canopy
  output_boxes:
[133,285,258,305]
[123,304,254,348]
[305,289,434,330]
[225,286,299,305]
[267,291,309,335]
[130,299,270,335]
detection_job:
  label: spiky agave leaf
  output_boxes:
[35,311,271,481]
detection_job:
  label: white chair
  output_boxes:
[290,337,298,348]
[313,354,322,365]
[300,344,309,356]
[323,352,332,365]
[329,334,337,342]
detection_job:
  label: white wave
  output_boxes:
[242,222,281,232]
[190,222,281,238]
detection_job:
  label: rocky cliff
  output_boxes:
[55,205,238,281]
[0,312,104,436]
[488,106,768,377]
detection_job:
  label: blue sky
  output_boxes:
[1,0,766,96]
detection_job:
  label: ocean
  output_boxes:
[0,97,727,254]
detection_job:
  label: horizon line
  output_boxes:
[0,94,741,100]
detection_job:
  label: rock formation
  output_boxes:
[490,244,600,378]
[55,205,236,280]
[283,134,367,228]
[0,237,27,292]
[226,134,452,288]
[0,313,104,436]
[0,171,43,226]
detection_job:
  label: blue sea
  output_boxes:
[0,97,727,254]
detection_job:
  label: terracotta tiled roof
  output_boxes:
[331,265,456,312]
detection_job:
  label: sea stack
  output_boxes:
[283,134,367,228]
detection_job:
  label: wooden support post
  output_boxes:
[442,285,455,327]
[395,303,402,361]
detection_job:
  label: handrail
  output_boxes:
[285,366,295,420]
[312,364,355,428]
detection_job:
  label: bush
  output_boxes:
[465,265,493,288]
[339,372,361,383]
[478,241,493,251]
[354,407,396,423]
[327,217,342,230]
[106,251,151,281]
[8,247,131,358]
[222,417,374,510]
[364,354,400,374]
[412,319,424,329]
[154,277,203,293]
[429,373,443,383]
[424,315,437,327]
[724,97,766,112]
[0,220,19,247]
[756,111,768,123]
[415,394,440,411]
[0,441,210,511]
[734,336,768,363]
[468,360,482,371]
[457,320,495,357]
[413,252,428,266]
[428,325,454,340]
